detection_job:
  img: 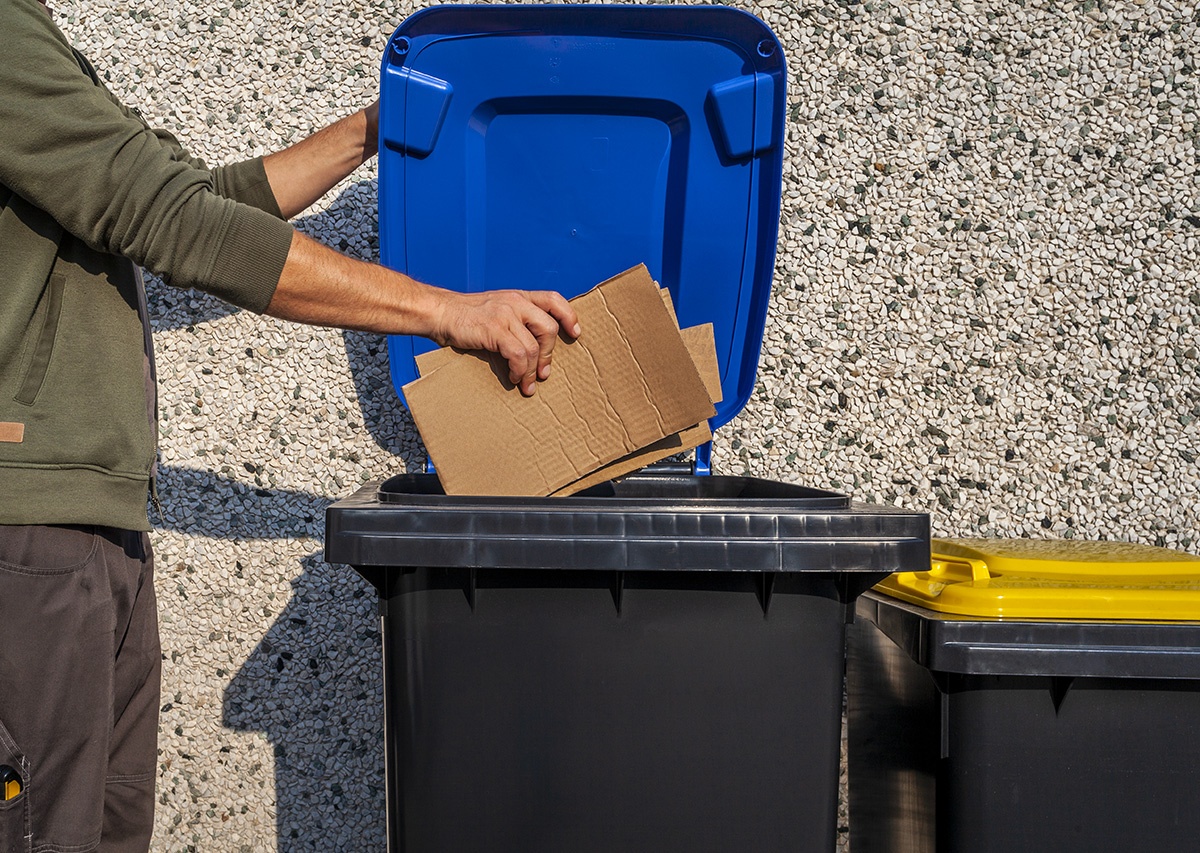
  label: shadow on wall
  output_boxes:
[154,464,332,540]
[297,179,427,473]
[156,465,387,852]
[156,437,397,849]
[221,549,385,852]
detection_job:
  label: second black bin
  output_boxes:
[326,473,930,852]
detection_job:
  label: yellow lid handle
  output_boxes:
[929,553,992,582]
[882,553,993,601]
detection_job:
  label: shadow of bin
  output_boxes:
[326,473,930,852]
[847,537,1200,853]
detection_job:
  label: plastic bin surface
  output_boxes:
[876,537,1200,621]
[326,472,932,853]
[377,5,786,430]
[326,473,931,578]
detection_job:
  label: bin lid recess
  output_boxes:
[377,5,787,431]
[875,537,1200,621]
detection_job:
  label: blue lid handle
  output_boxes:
[707,73,778,160]
[381,65,453,158]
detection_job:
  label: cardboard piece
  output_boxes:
[417,288,723,496]
[403,265,716,496]
[548,324,721,496]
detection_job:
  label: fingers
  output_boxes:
[435,288,581,396]
[492,292,578,396]
[498,319,542,397]
[518,291,579,390]
[523,300,564,385]
[528,291,582,340]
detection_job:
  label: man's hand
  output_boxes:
[430,289,581,396]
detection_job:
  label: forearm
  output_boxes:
[261,102,379,219]
[265,230,441,336]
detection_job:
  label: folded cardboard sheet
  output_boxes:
[547,323,721,496]
[404,265,719,496]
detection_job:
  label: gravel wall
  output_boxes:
[49,0,1200,850]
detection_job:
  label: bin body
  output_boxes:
[847,539,1200,853]
[327,474,931,852]
[387,568,844,852]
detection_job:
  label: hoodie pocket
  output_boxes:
[14,272,65,407]
[0,722,30,853]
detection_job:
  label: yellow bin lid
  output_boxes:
[875,537,1200,620]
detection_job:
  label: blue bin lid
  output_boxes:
[379,4,786,432]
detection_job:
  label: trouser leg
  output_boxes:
[0,525,160,853]
[101,530,160,853]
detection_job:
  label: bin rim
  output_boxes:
[374,471,851,511]
[858,590,1200,680]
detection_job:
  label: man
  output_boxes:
[0,1,580,850]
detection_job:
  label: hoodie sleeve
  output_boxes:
[0,0,293,313]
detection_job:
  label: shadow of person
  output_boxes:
[154,464,332,540]
[153,465,386,851]
[290,179,428,472]
[338,326,427,474]
[221,551,385,852]
[146,174,415,848]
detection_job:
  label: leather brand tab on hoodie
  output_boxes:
[0,423,25,443]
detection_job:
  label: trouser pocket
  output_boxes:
[0,722,30,853]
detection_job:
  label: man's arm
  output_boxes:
[267,231,580,396]
[261,102,379,220]
[258,103,583,394]
[2,1,579,393]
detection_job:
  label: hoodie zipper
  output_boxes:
[134,266,162,518]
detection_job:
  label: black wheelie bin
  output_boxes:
[326,7,931,851]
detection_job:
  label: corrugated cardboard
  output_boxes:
[420,325,720,498]
[417,289,723,496]
[548,324,721,496]
[403,264,717,496]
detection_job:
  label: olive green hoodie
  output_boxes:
[0,0,296,530]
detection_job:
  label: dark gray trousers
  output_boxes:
[0,524,160,853]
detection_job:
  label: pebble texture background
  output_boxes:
[48,0,1199,849]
